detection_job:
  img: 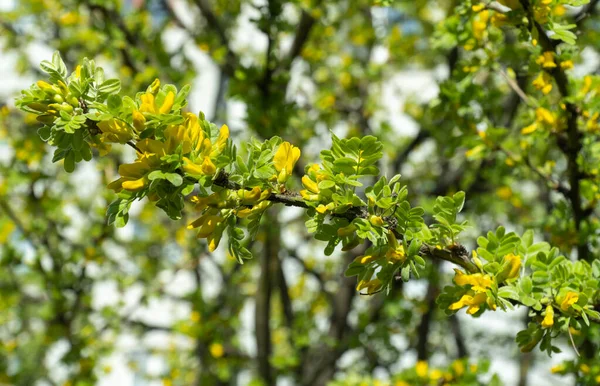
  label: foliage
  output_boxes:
[16,50,600,356]
[2,0,600,385]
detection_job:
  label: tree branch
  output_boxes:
[519,0,590,262]
[192,0,237,75]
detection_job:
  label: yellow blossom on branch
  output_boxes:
[273,141,301,183]
[356,278,382,294]
[416,360,428,378]
[449,293,488,315]
[541,305,554,328]
[536,107,556,125]
[385,232,406,263]
[453,270,493,292]
[536,52,557,69]
[532,72,553,94]
[497,253,522,282]
[97,118,134,144]
[560,60,574,70]
[559,291,579,312]
[472,10,490,41]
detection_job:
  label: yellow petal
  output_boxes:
[140,93,156,113]
[215,125,229,150]
[273,141,300,174]
[541,305,554,328]
[201,157,216,175]
[148,78,161,94]
[122,177,147,191]
[560,291,579,311]
[132,109,146,132]
[302,176,319,194]
[521,122,538,135]
[159,91,175,114]
[316,204,328,214]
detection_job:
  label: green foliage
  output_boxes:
[3,0,600,384]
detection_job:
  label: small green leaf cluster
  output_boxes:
[15,52,121,172]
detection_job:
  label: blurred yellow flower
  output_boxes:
[274,141,300,183]
[541,305,554,328]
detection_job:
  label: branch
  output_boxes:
[519,0,590,262]
[255,210,278,384]
[192,0,237,75]
[416,262,440,360]
[286,10,317,65]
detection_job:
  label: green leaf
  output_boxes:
[498,286,520,300]
[107,94,122,112]
[520,276,533,294]
[98,79,121,95]
[165,173,183,187]
[64,150,75,173]
[318,180,336,190]
[148,170,165,181]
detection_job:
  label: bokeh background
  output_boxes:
[1,0,594,385]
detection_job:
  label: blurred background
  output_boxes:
[0,0,592,385]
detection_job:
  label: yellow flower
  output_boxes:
[209,343,224,358]
[207,125,229,158]
[580,364,590,374]
[107,139,165,191]
[521,122,538,135]
[59,12,79,26]
[496,186,512,200]
[164,112,205,154]
[472,10,490,41]
[453,270,493,292]
[532,73,553,94]
[416,361,428,378]
[302,175,319,194]
[207,227,223,252]
[581,75,593,95]
[355,254,377,264]
[560,60,574,70]
[472,3,485,12]
[97,118,134,144]
[551,364,566,374]
[139,91,175,114]
[553,5,566,16]
[536,52,557,69]
[369,215,384,227]
[159,92,175,114]
[430,369,443,381]
[536,107,555,125]
[498,253,521,282]
[559,291,579,311]
[356,278,382,294]
[109,161,152,192]
[316,204,328,214]
[449,292,488,315]
[182,156,216,176]
[541,305,554,328]
[386,232,406,263]
[274,141,301,183]
[148,79,161,94]
[132,109,146,132]
[452,360,465,377]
